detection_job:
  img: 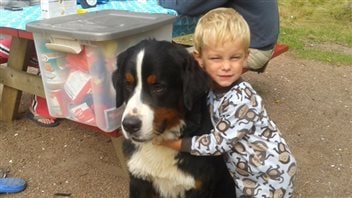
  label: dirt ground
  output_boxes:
[1,50,352,197]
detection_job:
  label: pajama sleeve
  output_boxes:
[181,86,263,156]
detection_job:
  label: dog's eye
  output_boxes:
[152,84,166,95]
[124,81,134,93]
[126,84,133,91]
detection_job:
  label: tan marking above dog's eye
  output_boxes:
[125,73,135,84]
[147,74,157,85]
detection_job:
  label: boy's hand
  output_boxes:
[152,137,182,151]
[152,136,164,145]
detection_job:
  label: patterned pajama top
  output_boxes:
[181,79,297,197]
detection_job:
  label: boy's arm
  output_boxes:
[157,129,246,156]
[154,138,192,152]
[158,139,182,150]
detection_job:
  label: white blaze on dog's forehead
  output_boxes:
[122,49,145,118]
[121,48,154,138]
[136,49,144,103]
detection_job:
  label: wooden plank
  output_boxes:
[0,27,33,40]
[0,67,44,97]
[271,44,289,59]
[0,37,30,121]
[172,34,193,46]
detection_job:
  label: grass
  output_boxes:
[279,0,352,66]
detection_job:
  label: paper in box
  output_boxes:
[26,10,176,132]
[64,70,92,104]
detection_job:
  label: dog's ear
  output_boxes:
[181,49,210,111]
[112,50,129,107]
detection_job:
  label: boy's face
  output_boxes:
[193,39,249,89]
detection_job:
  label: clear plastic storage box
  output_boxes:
[26,10,176,132]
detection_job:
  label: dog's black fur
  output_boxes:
[112,39,236,198]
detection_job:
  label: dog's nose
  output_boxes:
[122,116,142,133]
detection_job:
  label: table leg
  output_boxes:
[0,37,33,121]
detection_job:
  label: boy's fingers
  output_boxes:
[152,137,163,145]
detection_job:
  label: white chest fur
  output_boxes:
[128,142,196,198]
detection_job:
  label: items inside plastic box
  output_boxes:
[36,38,123,132]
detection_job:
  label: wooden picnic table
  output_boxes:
[0,28,41,120]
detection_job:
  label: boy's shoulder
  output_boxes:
[229,79,262,99]
[232,78,254,90]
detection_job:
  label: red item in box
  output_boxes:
[65,48,89,72]
[64,70,92,104]
[70,103,96,125]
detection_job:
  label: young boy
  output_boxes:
[157,8,297,197]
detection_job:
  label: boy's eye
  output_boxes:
[231,55,242,60]
[209,57,221,60]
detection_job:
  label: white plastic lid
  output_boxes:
[26,9,176,41]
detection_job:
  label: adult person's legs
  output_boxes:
[246,48,274,71]
[28,95,59,127]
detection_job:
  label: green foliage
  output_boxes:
[279,0,352,66]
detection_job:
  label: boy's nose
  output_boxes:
[221,61,231,70]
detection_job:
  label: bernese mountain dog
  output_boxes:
[112,39,236,198]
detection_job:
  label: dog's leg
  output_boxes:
[129,176,158,198]
[111,136,129,177]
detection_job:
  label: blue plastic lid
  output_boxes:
[0,178,27,193]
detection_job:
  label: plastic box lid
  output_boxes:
[26,9,176,41]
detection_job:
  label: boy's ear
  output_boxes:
[246,49,250,58]
[192,50,204,69]
[243,49,250,67]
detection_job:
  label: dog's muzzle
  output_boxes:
[122,115,142,134]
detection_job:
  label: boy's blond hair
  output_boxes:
[193,7,250,53]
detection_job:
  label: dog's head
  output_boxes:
[112,39,209,143]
